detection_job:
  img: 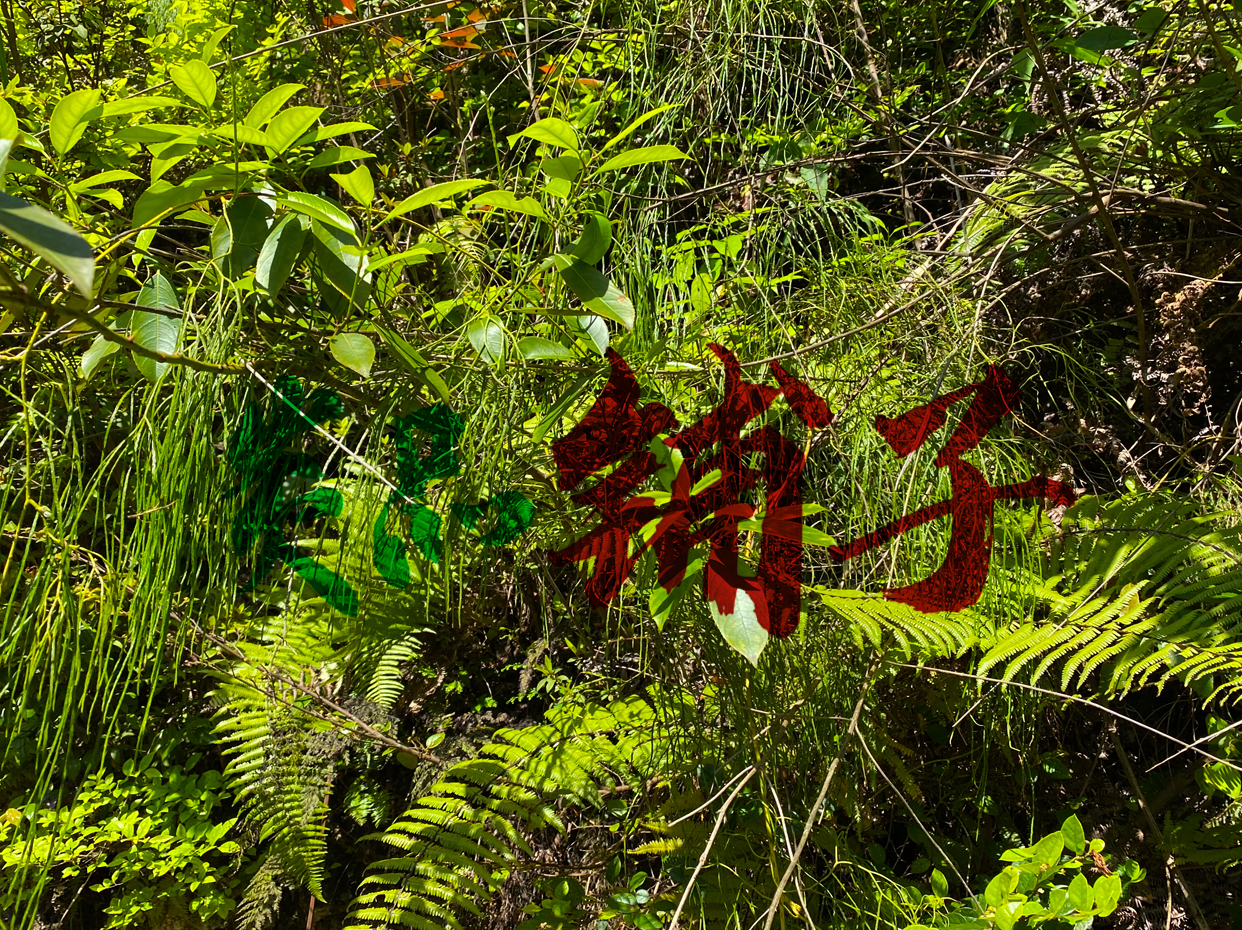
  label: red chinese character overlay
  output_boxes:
[550,345,833,637]
[828,365,1076,613]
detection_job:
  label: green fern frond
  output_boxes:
[978,493,1242,703]
[345,693,664,930]
[811,587,979,658]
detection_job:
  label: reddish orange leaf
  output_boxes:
[342,0,356,10]
[430,88,446,100]
[423,13,447,22]
[495,49,517,58]
[441,24,478,38]
[443,59,470,71]
[323,12,356,26]
[538,63,557,75]
[576,78,602,87]
[373,73,410,88]
[467,8,486,22]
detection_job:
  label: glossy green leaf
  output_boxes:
[329,333,376,378]
[508,116,579,151]
[279,190,355,237]
[594,144,688,174]
[1067,873,1092,911]
[209,124,272,146]
[113,123,201,145]
[265,106,326,154]
[468,190,546,219]
[80,334,121,379]
[367,243,443,271]
[200,24,235,62]
[309,220,370,308]
[550,254,635,328]
[709,588,768,666]
[291,121,375,147]
[1029,831,1064,870]
[169,60,218,108]
[383,179,489,221]
[256,213,307,294]
[149,137,200,183]
[930,869,948,898]
[467,317,506,362]
[0,191,94,295]
[243,83,306,128]
[541,153,582,184]
[983,868,1017,908]
[99,96,182,118]
[1060,814,1085,855]
[0,137,10,186]
[49,88,103,155]
[517,336,577,360]
[132,179,211,228]
[69,170,141,193]
[211,193,273,278]
[132,272,182,382]
[331,164,375,206]
[578,313,610,355]
[570,212,611,265]
[1093,873,1122,914]
[0,98,18,141]
[306,145,374,169]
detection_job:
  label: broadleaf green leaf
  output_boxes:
[265,106,326,154]
[1067,873,1092,911]
[517,336,577,360]
[329,333,376,379]
[309,220,370,308]
[570,212,611,265]
[69,170,141,193]
[306,146,374,169]
[0,98,18,141]
[49,88,103,155]
[383,179,489,221]
[0,190,94,295]
[1060,814,1086,855]
[550,254,635,328]
[99,96,183,118]
[1075,25,1137,52]
[291,121,375,147]
[80,334,121,379]
[467,317,506,362]
[507,117,579,151]
[278,191,355,236]
[169,60,218,108]
[594,144,688,174]
[468,190,546,219]
[243,83,306,128]
[256,213,307,294]
[708,588,768,666]
[132,272,182,382]
[330,164,375,206]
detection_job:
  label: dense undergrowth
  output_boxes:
[1,0,1241,928]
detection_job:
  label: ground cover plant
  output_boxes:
[2,0,1242,927]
